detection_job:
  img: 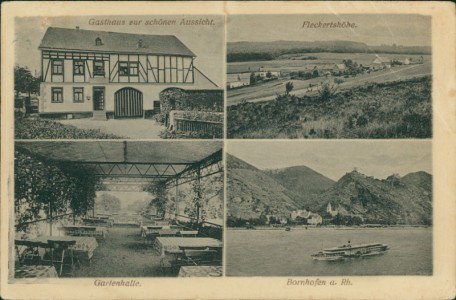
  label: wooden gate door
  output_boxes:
[114,88,143,118]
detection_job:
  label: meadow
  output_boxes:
[227,53,431,105]
[227,76,432,139]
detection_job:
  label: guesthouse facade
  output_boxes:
[39,27,220,119]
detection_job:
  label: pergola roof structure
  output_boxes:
[16,141,223,191]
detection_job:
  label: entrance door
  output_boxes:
[114,88,143,118]
[93,87,105,111]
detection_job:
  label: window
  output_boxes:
[73,87,84,103]
[93,60,105,76]
[156,55,193,83]
[119,62,129,76]
[52,60,63,75]
[129,62,138,76]
[51,87,63,103]
[95,37,102,46]
[73,60,85,75]
[119,62,139,76]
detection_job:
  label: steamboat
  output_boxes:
[311,242,389,261]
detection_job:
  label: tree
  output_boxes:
[15,150,98,233]
[285,82,294,95]
[95,194,122,214]
[145,183,168,218]
[318,82,338,102]
[14,65,40,98]
[249,72,256,85]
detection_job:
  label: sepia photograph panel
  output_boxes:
[12,141,223,279]
[226,15,432,139]
[225,140,432,276]
[14,15,224,139]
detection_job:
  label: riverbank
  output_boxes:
[228,224,431,230]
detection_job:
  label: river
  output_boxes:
[226,227,432,276]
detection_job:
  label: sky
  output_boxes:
[227,140,432,181]
[14,15,224,86]
[228,14,431,47]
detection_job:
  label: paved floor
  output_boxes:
[57,118,165,139]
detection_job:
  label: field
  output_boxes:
[227,53,431,105]
[227,76,432,139]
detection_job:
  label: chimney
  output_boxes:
[76,26,80,30]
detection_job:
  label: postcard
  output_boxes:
[1,1,455,300]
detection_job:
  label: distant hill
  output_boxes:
[402,171,432,192]
[226,154,432,225]
[309,170,432,225]
[227,154,300,219]
[266,166,335,207]
[227,40,431,62]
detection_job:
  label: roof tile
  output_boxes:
[39,27,195,57]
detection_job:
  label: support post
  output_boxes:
[175,178,179,218]
[196,166,201,225]
[49,200,53,236]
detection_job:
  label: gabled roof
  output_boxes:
[39,27,195,56]
[227,73,250,83]
[373,56,391,64]
[334,64,346,70]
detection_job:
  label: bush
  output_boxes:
[227,76,432,139]
[157,89,224,126]
[15,116,123,139]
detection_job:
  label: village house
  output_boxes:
[291,209,310,220]
[332,64,346,75]
[290,209,322,225]
[38,27,221,119]
[307,213,323,225]
[326,202,338,217]
[254,68,281,78]
[371,56,392,70]
[226,73,251,89]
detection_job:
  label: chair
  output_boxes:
[47,240,76,276]
[144,232,159,244]
[15,240,46,266]
[172,249,218,270]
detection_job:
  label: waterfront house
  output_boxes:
[291,209,310,220]
[326,202,338,217]
[307,213,323,225]
[38,27,220,119]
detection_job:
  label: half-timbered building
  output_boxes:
[39,27,221,119]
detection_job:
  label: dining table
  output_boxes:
[178,265,223,277]
[15,265,59,278]
[60,225,108,238]
[28,235,98,260]
[154,237,223,256]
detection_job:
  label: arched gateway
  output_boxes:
[114,88,143,118]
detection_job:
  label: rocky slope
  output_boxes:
[227,154,300,219]
[266,166,335,207]
[309,170,432,225]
